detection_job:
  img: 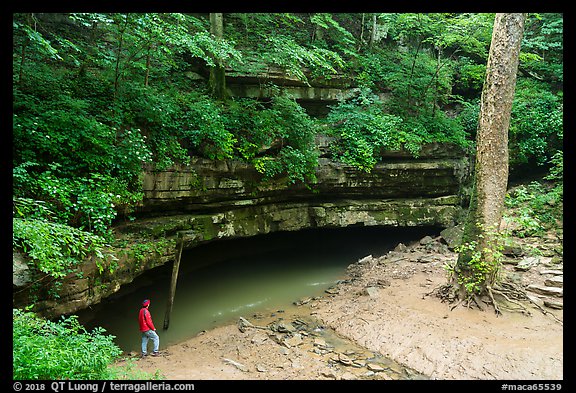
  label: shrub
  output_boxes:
[325,89,409,172]
[13,309,122,380]
[509,79,563,167]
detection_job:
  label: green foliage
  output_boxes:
[227,13,348,82]
[504,179,563,238]
[222,98,271,161]
[364,13,491,113]
[117,86,237,167]
[113,127,153,184]
[13,163,140,237]
[254,145,318,185]
[325,89,470,172]
[177,94,236,160]
[544,150,563,182]
[13,62,152,224]
[325,90,406,171]
[503,151,562,239]
[247,92,319,184]
[509,78,563,167]
[187,30,243,69]
[403,109,470,148]
[454,98,481,135]
[13,309,122,379]
[257,35,346,84]
[13,12,562,186]
[226,13,308,47]
[521,13,563,85]
[130,86,321,184]
[13,14,63,75]
[449,224,505,295]
[13,68,117,177]
[13,197,108,281]
[112,85,188,169]
[453,57,486,95]
[308,13,357,59]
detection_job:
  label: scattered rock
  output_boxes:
[325,287,340,295]
[439,225,463,250]
[278,347,290,356]
[222,357,249,372]
[367,363,386,372]
[550,256,563,265]
[358,255,373,264]
[416,255,436,263]
[339,371,358,380]
[335,353,353,366]
[238,317,252,332]
[394,243,408,252]
[526,284,563,297]
[543,300,563,310]
[363,286,380,297]
[311,336,323,345]
[238,316,267,332]
[352,359,366,368]
[321,370,338,379]
[501,240,525,257]
[419,235,434,245]
[250,333,269,345]
[275,321,296,333]
[539,269,563,276]
[294,296,313,306]
[282,333,303,348]
[13,252,32,288]
[544,276,563,288]
[515,257,540,271]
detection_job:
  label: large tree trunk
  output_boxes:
[113,15,130,101]
[456,13,526,297]
[208,13,228,101]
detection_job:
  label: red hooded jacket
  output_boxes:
[138,306,156,332]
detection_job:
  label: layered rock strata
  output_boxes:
[15,143,470,319]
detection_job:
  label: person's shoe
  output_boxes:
[151,351,159,356]
[141,352,147,358]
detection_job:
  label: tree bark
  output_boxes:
[113,15,129,101]
[369,13,377,48]
[208,13,228,101]
[144,44,151,87]
[456,13,526,292]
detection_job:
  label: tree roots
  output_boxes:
[425,278,562,324]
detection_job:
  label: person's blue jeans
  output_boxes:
[141,330,160,355]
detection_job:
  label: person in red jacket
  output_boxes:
[139,299,159,357]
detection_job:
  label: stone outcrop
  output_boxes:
[14,142,471,319]
[139,142,470,216]
[199,64,359,117]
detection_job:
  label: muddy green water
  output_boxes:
[76,226,439,353]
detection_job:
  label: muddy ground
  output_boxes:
[124,222,563,382]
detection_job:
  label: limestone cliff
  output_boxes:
[14,142,471,319]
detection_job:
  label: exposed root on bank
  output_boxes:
[425,278,562,324]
